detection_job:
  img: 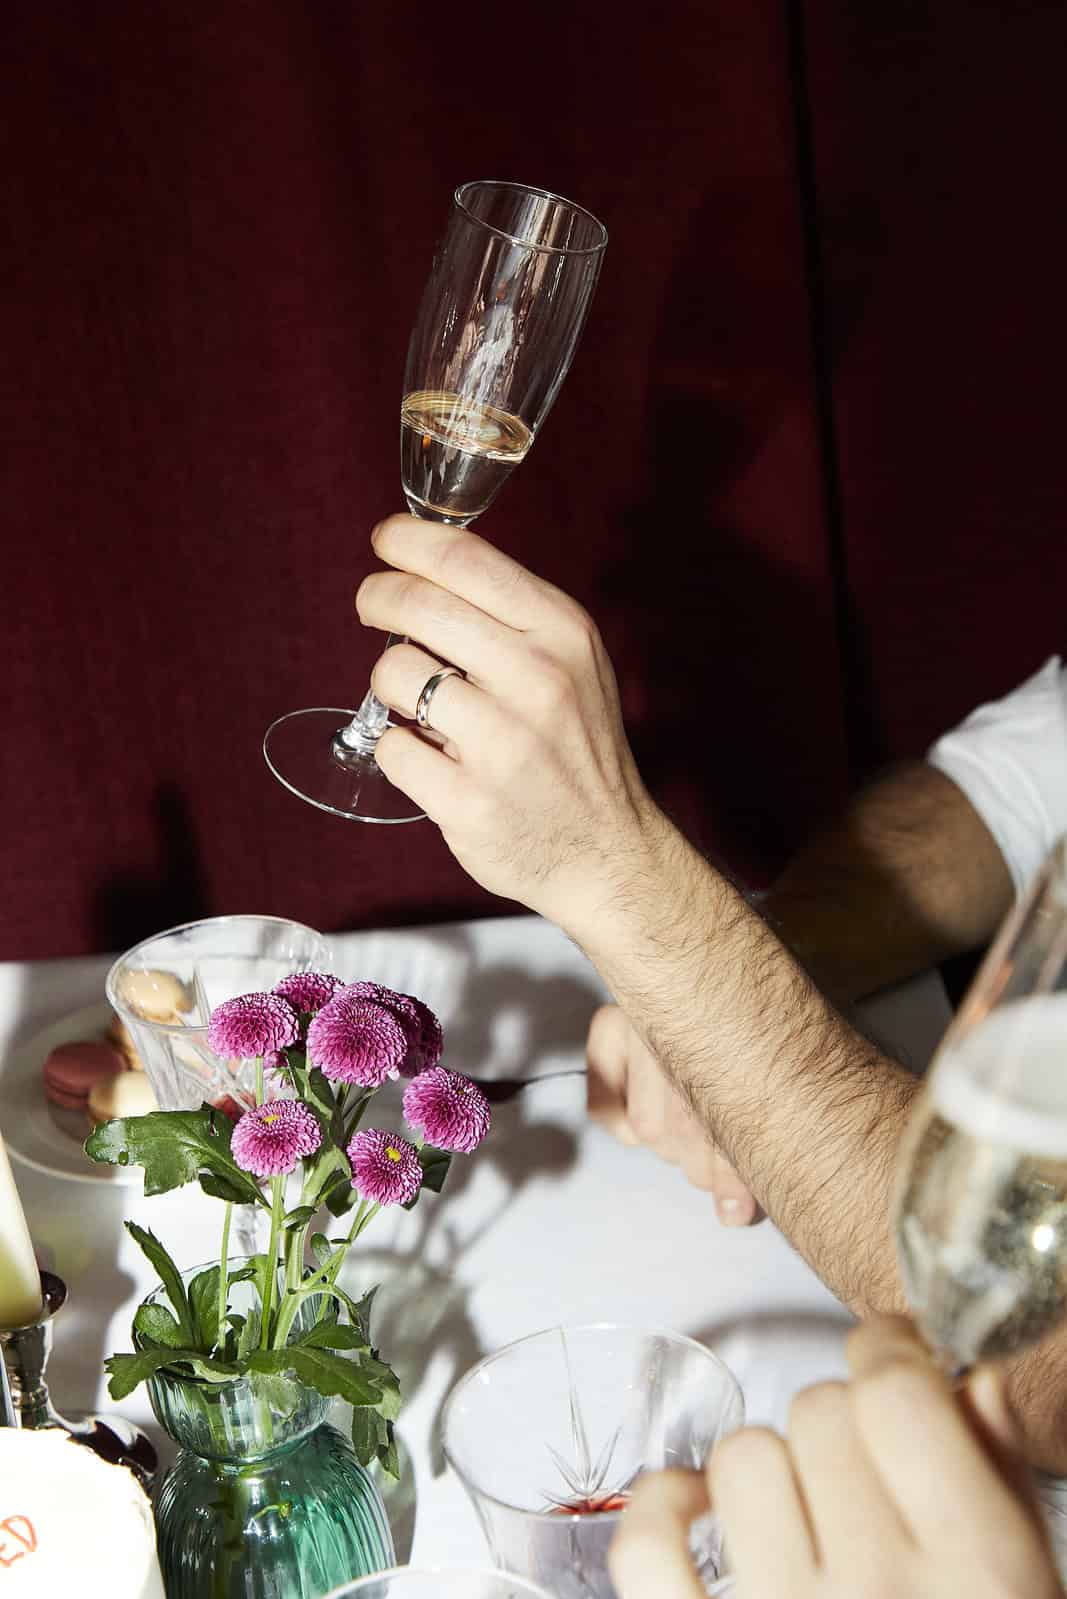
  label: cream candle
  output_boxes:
[0,1133,43,1329]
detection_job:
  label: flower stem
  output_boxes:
[255,1057,265,1106]
[260,1175,285,1350]
[275,1197,384,1345]
[217,1202,233,1352]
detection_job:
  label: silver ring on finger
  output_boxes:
[415,666,464,731]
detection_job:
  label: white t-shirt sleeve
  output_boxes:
[927,656,1067,897]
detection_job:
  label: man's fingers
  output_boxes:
[786,1381,910,1571]
[370,640,499,754]
[962,1365,1046,1522]
[586,1005,640,1145]
[706,1152,764,1226]
[357,568,528,694]
[708,1427,817,1591]
[845,1319,1046,1558]
[844,1314,923,1379]
[609,1469,709,1599]
[370,514,564,633]
[374,725,467,824]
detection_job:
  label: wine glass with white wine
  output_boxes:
[895,836,1067,1373]
[264,180,607,823]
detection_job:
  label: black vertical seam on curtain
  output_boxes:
[783,0,869,784]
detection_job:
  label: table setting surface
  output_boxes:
[0,912,954,1567]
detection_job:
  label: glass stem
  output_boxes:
[336,646,405,753]
[337,502,476,753]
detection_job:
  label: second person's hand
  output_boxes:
[610,1316,1064,1599]
[587,1004,764,1226]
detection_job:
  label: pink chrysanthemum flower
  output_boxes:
[342,983,443,1077]
[403,1068,491,1153]
[231,1100,323,1178]
[272,971,343,1015]
[307,993,408,1086]
[207,993,300,1059]
[347,1129,423,1206]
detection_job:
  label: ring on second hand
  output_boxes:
[415,666,465,731]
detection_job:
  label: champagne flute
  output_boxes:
[264,180,607,823]
[895,837,1067,1372]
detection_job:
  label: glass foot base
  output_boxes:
[263,708,426,824]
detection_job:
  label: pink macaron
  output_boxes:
[43,1040,127,1136]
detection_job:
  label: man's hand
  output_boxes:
[357,514,664,930]
[587,1004,764,1226]
[610,1317,1063,1599]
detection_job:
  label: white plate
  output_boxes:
[0,1002,142,1185]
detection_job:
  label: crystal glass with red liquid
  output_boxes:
[442,1324,744,1599]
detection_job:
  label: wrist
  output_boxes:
[556,803,713,967]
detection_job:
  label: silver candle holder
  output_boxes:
[0,1270,157,1490]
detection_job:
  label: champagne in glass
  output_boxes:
[264,182,607,823]
[400,391,532,523]
[895,839,1067,1371]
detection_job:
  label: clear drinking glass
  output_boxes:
[264,180,607,824]
[324,1570,557,1599]
[895,837,1067,1372]
[106,914,330,1114]
[106,914,329,1253]
[441,1323,744,1599]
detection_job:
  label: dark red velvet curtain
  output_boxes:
[803,0,1067,766]
[4,1,1062,959]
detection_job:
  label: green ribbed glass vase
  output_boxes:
[145,1270,395,1599]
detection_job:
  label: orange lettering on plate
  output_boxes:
[0,1515,38,1565]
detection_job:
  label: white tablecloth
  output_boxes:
[0,913,955,1566]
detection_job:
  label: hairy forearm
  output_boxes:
[568,812,917,1311]
[566,810,1067,1472]
[762,762,1014,1006]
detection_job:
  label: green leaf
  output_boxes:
[248,1253,279,1338]
[133,1302,187,1349]
[199,1171,261,1207]
[183,1354,242,1384]
[237,1307,261,1362]
[247,1346,383,1409]
[349,1405,380,1468]
[377,1423,400,1480]
[402,1145,452,1209]
[86,1107,264,1204]
[305,1140,353,1214]
[105,1347,201,1400]
[325,1173,358,1217]
[254,1372,304,1415]
[126,1223,195,1342]
[296,1322,369,1352]
[305,1067,339,1122]
[309,1232,332,1267]
[189,1267,222,1353]
[222,1312,246,1362]
[352,1287,379,1345]
[350,1407,399,1477]
[418,1144,452,1194]
[282,1206,317,1233]
[361,1354,401,1421]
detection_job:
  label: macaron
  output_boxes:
[87,1070,158,1128]
[43,1040,127,1140]
[115,968,193,1023]
[107,1010,146,1071]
